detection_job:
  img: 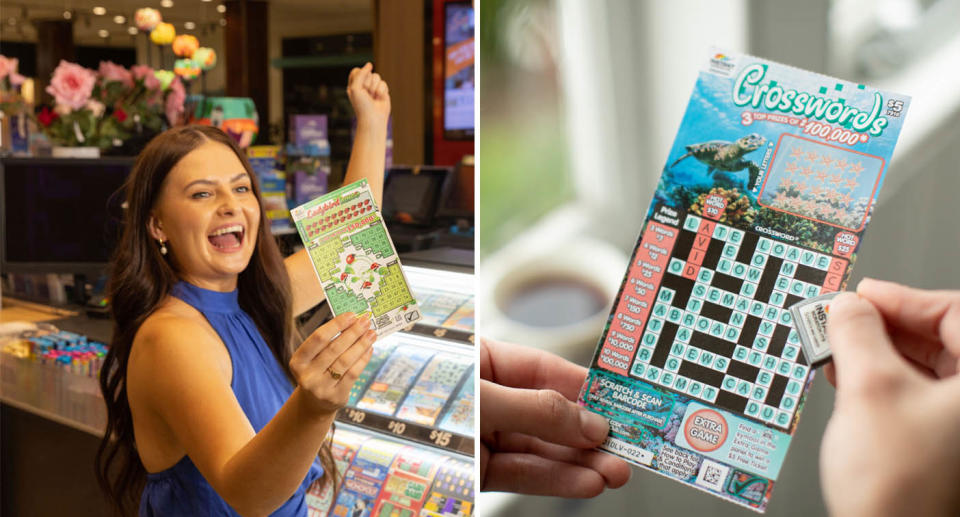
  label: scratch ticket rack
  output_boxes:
[578,50,910,511]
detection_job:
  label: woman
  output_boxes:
[96,64,391,516]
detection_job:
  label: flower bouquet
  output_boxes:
[35,59,185,155]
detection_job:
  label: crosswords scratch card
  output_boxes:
[578,49,910,511]
[291,179,421,337]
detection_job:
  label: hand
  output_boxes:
[820,282,960,517]
[480,338,631,498]
[289,312,377,415]
[824,278,960,384]
[347,63,390,127]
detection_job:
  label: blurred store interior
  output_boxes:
[1,1,476,516]
[479,0,960,515]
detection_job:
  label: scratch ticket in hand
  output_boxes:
[291,179,421,337]
[578,49,910,512]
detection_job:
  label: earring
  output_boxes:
[158,239,168,255]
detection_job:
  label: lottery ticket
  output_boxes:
[578,49,910,511]
[420,456,475,517]
[291,179,421,337]
[437,371,475,437]
[331,438,403,517]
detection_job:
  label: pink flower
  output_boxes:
[0,55,17,79]
[9,72,25,86]
[131,65,160,91]
[98,61,133,87]
[165,76,186,126]
[46,60,96,111]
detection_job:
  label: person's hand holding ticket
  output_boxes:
[480,338,632,497]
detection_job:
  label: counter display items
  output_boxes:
[310,431,473,517]
[403,266,475,343]
[578,49,910,511]
[292,179,422,337]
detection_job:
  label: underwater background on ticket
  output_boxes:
[578,49,910,512]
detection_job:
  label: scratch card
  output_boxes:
[420,456,475,517]
[578,49,910,512]
[331,438,403,517]
[291,179,421,337]
[396,354,473,426]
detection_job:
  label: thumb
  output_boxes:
[827,292,910,395]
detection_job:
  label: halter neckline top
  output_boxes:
[139,280,323,516]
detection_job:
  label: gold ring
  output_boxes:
[328,370,343,380]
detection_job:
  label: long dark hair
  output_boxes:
[95,125,337,515]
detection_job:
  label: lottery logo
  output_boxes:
[683,409,728,452]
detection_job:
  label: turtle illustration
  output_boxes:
[670,133,766,188]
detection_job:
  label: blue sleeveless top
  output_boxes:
[140,281,324,516]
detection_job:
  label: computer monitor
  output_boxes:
[0,157,134,277]
[436,161,473,219]
[381,166,452,226]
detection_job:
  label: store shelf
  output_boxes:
[337,406,473,457]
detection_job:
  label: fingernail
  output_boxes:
[580,409,609,443]
[345,312,357,321]
[365,329,377,340]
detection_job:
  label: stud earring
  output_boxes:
[158,239,168,255]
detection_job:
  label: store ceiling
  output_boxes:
[0,0,371,46]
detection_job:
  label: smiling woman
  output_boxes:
[147,142,263,291]
[94,64,391,516]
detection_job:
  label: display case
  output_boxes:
[310,265,476,517]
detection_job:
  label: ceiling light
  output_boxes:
[216,4,226,13]
[92,6,106,15]
[160,0,174,7]
[63,10,72,20]
[113,15,125,24]
[7,17,16,26]
[184,21,195,30]
[98,29,109,38]
[127,26,138,35]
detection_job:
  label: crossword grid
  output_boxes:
[629,214,847,429]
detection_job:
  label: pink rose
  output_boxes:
[98,61,133,88]
[46,60,96,111]
[165,76,186,126]
[0,55,17,79]
[131,65,160,91]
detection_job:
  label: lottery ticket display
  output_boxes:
[292,179,421,337]
[579,50,910,511]
[346,333,475,454]
[403,266,476,342]
[307,427,475,517]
